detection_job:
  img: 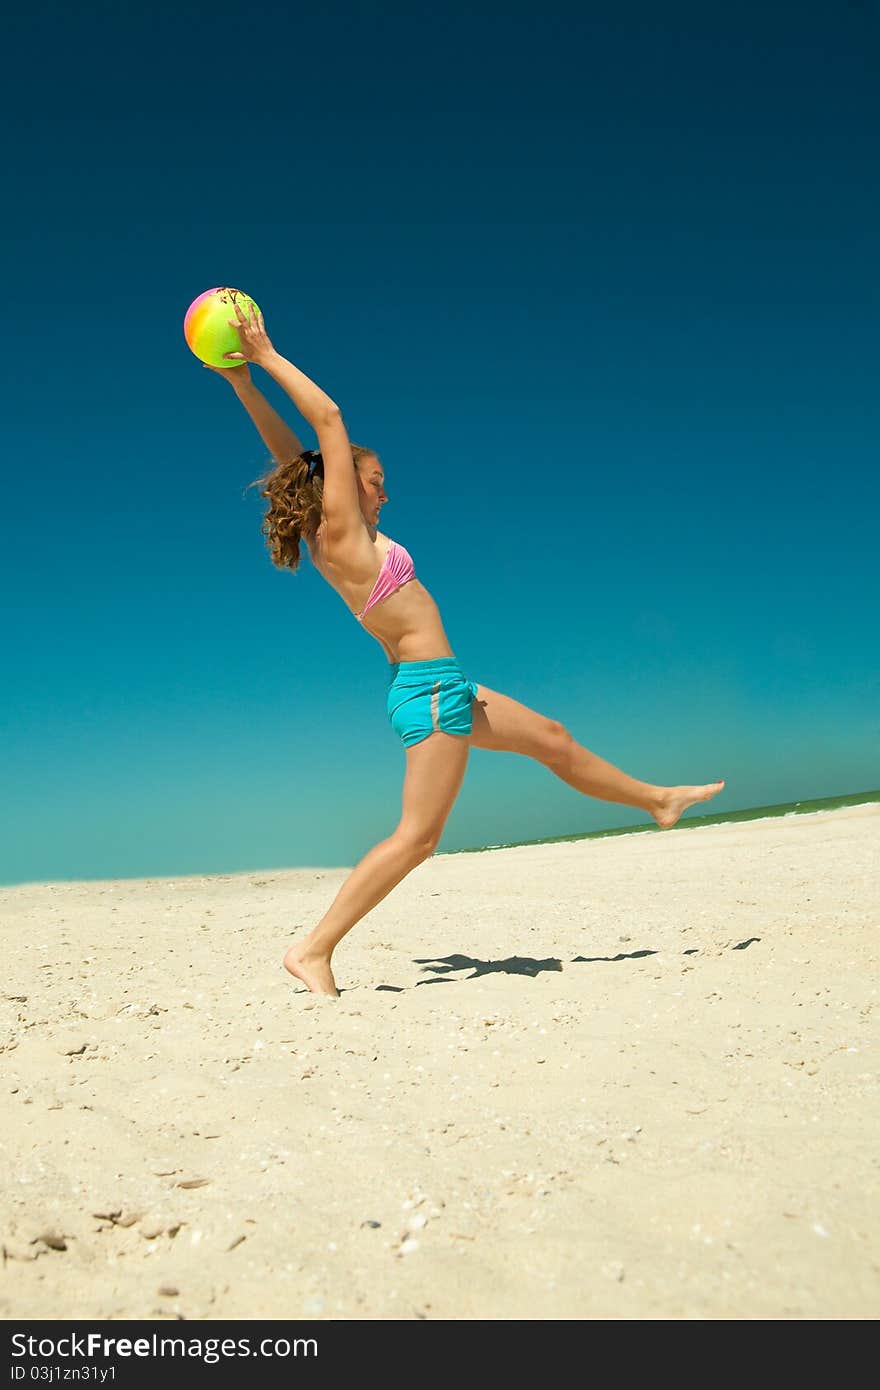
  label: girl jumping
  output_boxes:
[208,300,724,997]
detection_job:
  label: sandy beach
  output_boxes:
[1,803,877,1321]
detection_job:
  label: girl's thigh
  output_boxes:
[468,684,568,762]
[398,731,470,847]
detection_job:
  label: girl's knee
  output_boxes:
[390,826,438,861]
[543,720,573,767]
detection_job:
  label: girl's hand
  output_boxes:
[203,361,252,388]
[223,300,276,366]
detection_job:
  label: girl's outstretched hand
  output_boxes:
[223,301,276,366]
[203,361,252,388]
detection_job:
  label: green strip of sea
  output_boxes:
[451,789,880,855]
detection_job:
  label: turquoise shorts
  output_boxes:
[386,657,480,748]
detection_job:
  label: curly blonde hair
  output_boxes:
[245,444,377,573]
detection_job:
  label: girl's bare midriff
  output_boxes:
[306,524,456,664]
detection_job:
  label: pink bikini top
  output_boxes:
[355,538,416,622]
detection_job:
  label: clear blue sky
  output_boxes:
[3,1,878,885]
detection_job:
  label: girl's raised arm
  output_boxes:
[224,302,339,428]
[226,303,364,539]
[204,362,307,462]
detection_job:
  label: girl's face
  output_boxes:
[358,456,388,525]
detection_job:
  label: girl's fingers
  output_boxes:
[231,300,246,321]
[223,351,244,360]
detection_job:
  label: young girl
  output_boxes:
[210,300,724,997]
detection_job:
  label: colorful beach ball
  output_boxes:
[183,287,261,368]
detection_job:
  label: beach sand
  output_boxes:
[1,803,877,1321]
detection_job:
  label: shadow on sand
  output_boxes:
[371,937,762,990]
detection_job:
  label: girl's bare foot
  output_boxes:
[283,943,339,998]
[652,780,725,830]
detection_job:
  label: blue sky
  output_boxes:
[3,1,877,884]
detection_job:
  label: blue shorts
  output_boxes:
[386,657,480,748]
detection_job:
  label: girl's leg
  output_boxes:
[284,731,471,996]
[468,685,724,827]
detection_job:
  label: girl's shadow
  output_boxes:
[373,939,760,990]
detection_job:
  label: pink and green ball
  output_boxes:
[184,287,261,368]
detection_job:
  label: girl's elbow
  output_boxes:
[316,406,347,437]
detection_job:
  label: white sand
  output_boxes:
[1,804,877,1321]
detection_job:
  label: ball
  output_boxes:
[183,286,261,368]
